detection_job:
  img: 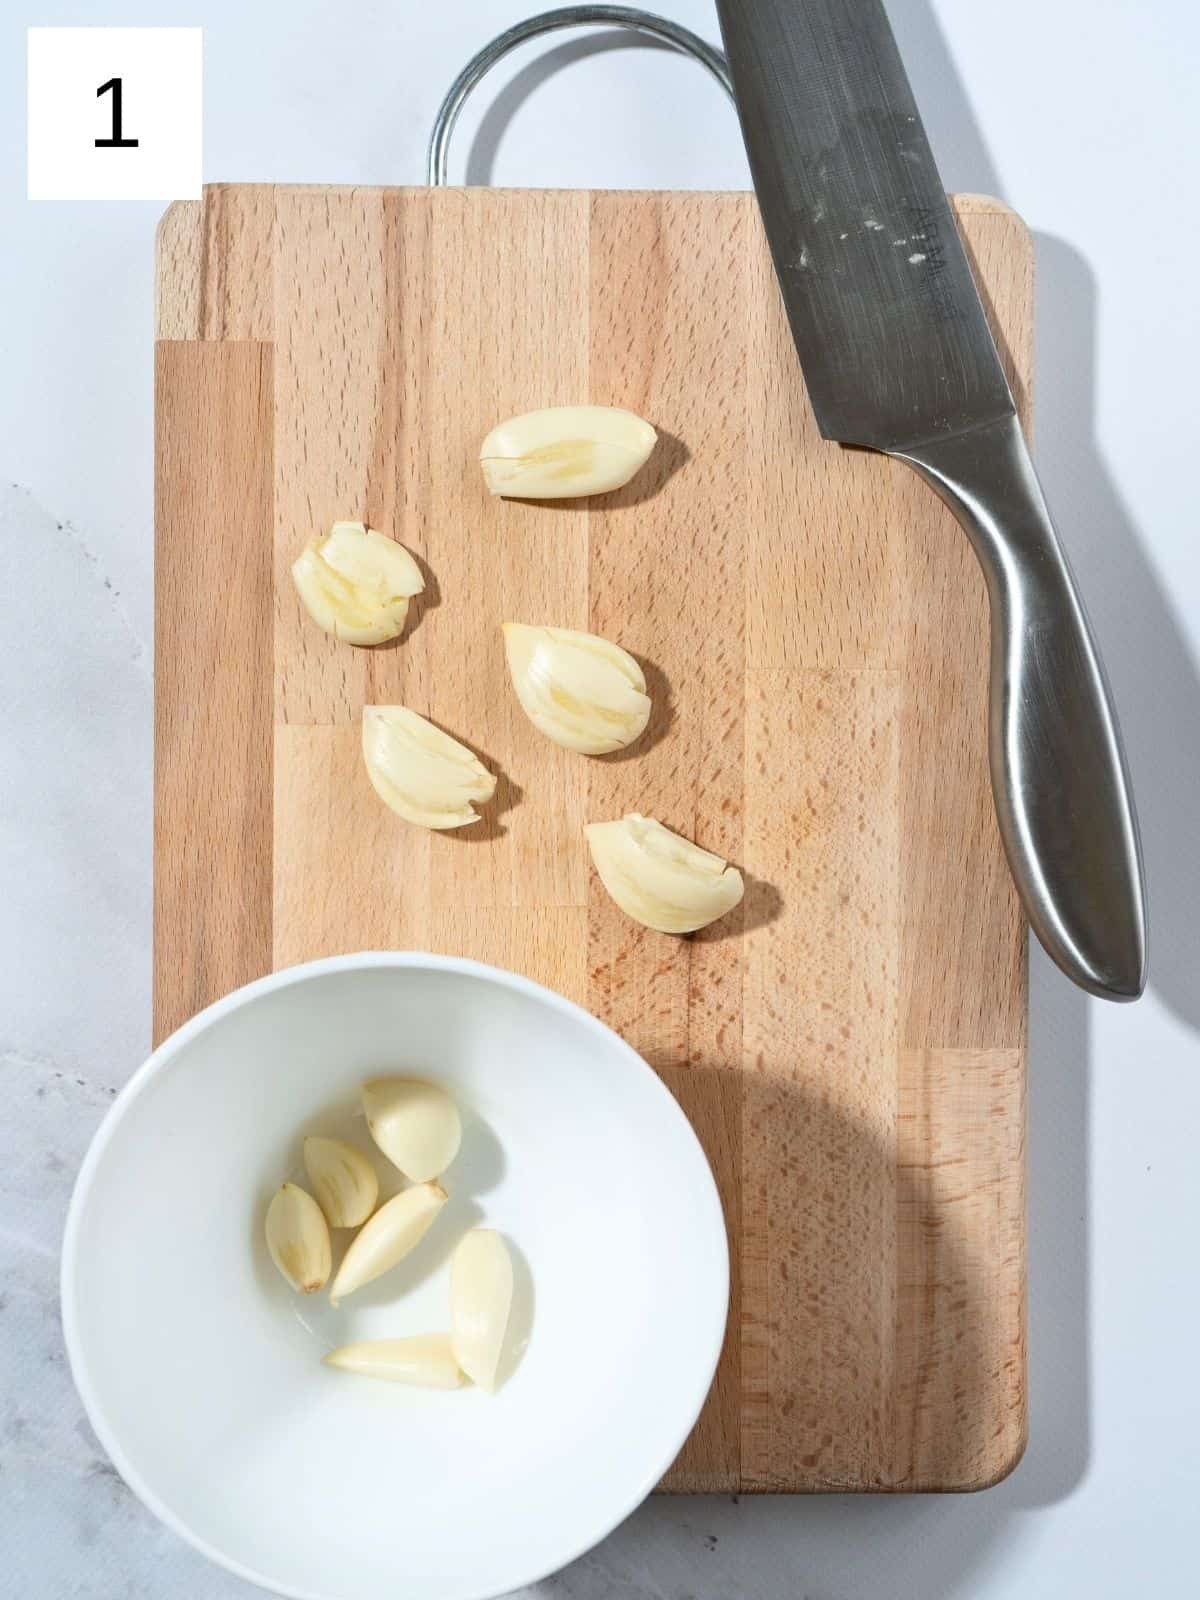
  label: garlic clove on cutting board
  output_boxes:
[501,623,651,754]
[291,521,424,646]
[480,406,657,499]
[584,814,744,935]
[362,705,496,829]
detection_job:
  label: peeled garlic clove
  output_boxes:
[501,623,651,754]
[323,1334,464,1389]
[480,406,656,499]
[265,1182,331,1294]
[584,813,744,935]
[303,1136,379,1229]
[361,1078,462,1181]
[329,1181,447,1305]
[451,1230,514,1392]
[291,521,424,646]
[362,705,496,829]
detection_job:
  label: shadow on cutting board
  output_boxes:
[617,1059,1037,1600]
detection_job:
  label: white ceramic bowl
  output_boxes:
[61,953,728,1600]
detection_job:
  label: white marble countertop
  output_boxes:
[3,1,1199,1594]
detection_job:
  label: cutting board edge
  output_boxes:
[154,187,1032,341]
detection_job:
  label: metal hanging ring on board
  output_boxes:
[427,5,733,186]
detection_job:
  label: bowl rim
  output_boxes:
[60,949,730,1600]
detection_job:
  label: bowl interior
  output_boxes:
[64,959,728,1600]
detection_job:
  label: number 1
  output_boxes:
[95,77,139,149]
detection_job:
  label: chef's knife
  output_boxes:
[716,0,1146,999]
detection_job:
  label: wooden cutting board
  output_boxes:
[155,184,1029,1493]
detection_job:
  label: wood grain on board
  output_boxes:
[155,185,1030,1491]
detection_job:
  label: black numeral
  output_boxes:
[95,77,138,149]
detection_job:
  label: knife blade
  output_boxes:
[717,0,1147,999]
[717,0,1012,452]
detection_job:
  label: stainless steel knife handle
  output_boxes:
[896,413,1147,999]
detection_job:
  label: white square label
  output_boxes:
[28,28,202,201]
